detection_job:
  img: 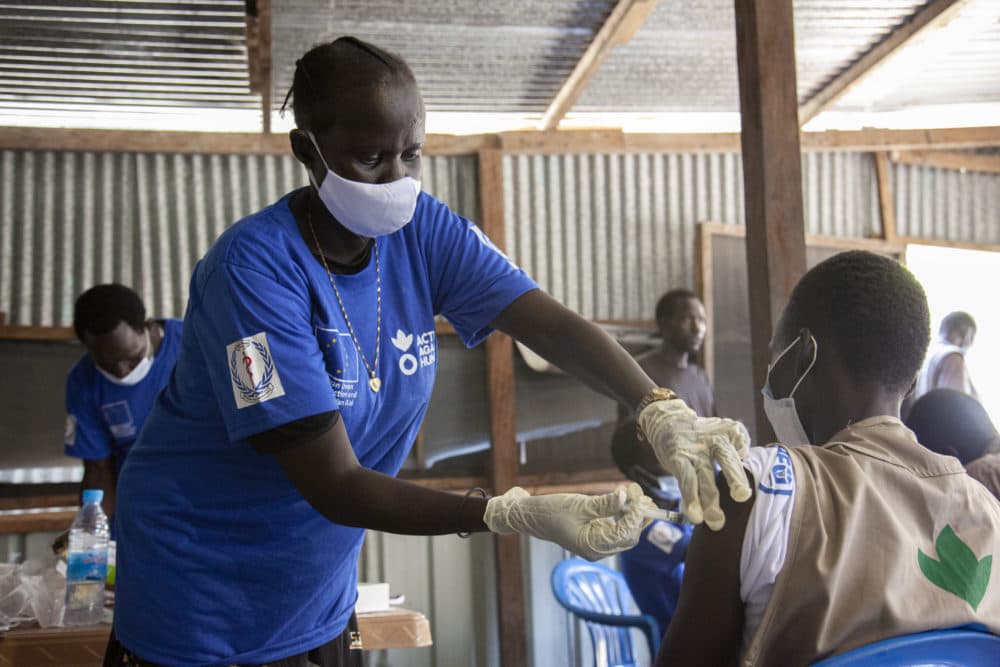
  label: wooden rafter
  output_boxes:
[538,0,660,131]
[4,126,1000,157]
[799,0,971,125]
[891,149,1000,174]
[245,0,273,133]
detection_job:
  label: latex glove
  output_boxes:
[484,482,655,561]
[638,398,751,530]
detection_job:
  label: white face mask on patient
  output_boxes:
[760,335,817,446]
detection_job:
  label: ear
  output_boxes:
[289,129,314,168]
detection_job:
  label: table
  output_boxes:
[0,608,432,666]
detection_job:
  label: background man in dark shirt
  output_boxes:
[620,289,716,420]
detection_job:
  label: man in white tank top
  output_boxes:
[914,311,978,400]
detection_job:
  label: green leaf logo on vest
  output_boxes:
[918,525,992,611]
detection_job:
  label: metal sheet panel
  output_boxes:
[0,151,478,326]
[833,0,1000,112]
[893,162,1000,244]
[272,0,616,113]
[505,151,879,320]
[0,0,256,115]
[575,0,928,112]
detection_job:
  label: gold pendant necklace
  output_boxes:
[307,209,382,393]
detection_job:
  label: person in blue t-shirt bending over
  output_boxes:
[63,284,182,521]
[108,37,752,667]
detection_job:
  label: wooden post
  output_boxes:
[478,148,528,667]
[695,222,715,383]
[245,0,273,134]
[734,0,808,444]
[873,152,898,242]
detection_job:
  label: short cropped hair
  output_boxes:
[781,251,929,393]
[906,389,997,464]
[281,36,416,133]
[73,284,146,340]
[940,311,976,338]
[655,289,698,323]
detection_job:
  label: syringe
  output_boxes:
[631,504,686,524]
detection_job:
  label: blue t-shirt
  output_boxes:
[64,318,183,476]
[114,191,537,666]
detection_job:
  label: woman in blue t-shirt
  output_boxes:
[108,37,752,667]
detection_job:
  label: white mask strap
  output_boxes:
[788,335,818,398]
[767,334,818,398]
[305,130,332,172]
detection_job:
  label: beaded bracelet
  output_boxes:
[457,486,489,538]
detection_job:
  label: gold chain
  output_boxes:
[306,208,382,393]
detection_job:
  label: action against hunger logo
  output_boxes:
[392,328,436,376]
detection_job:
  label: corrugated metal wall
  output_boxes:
[505,151,881,320]
[892,163,1000,244]
[0,151,479,326]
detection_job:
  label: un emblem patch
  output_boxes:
[226,332,285,409]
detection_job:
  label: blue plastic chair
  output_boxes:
[811,628,1000,666]
[551,557,661,667]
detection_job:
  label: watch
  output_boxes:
[634,386,678,421]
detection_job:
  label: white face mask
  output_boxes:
[98,327,154,386]
[305,131,421,238]
[761,334,817,446]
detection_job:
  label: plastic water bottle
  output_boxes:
[63,488,109,625]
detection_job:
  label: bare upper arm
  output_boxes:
[491,289,564,345]
[272,414,359,507]
[82,457,115,479]
[81,457,117,517]
[936,353,970,393]
[656,470,755,667]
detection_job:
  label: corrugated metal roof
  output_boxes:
[833,0,1000,111]
[272,0,616,113]
[0,0,997,127]
[574,0,739,112]
[0,0,256,115]
[574,0,929,112]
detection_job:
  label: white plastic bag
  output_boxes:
[0,559,65,628]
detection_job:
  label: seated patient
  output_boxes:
[657,251,1000,666]
[906,388,1000,501]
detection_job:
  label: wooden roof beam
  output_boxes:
[2,126,999,156]
[245,0,272,134]
[891,149,1000,174]
[538,0,660,131]
[798,0,970,126]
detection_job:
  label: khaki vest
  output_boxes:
[743,417,1000,666]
